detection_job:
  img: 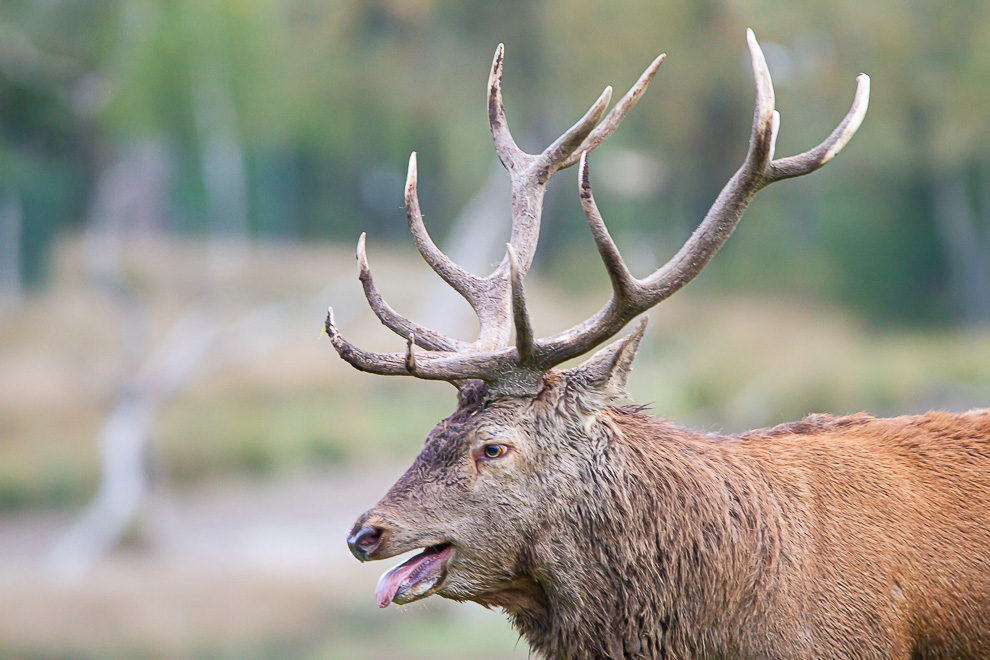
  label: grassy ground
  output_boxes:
[1,236,988,658]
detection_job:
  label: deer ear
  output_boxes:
[563,316,648,405]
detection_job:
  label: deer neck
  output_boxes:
[510,408,785,659]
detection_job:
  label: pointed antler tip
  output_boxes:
[746,30,770,75]
[748,33,768,63]
[492,44,505,69]
[596,86,614,113]
[406,152,418,186]
[745,28,775,139]
[857,73,871,92]
[356,233,370,273]
[578,152,593,193]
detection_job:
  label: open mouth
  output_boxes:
[375,543,453,608]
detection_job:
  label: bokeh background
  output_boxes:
[1,1,989,658]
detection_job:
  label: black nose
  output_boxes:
[347,524,383,561]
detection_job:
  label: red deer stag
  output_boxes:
[328,30,990,660]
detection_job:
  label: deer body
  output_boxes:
[355,378,990,659]
[503,405,990,659]
[328,29,990,659]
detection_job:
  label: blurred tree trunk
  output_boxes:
[46,307,221,581]
[183,0,250,279]
[0,194,23,308]
[47,276,364,581]
[931,168,990,325]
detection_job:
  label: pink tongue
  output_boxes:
[375,546,450,608]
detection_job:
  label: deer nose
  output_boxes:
[347,523,383,561]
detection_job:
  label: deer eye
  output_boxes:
[481,444,509,460]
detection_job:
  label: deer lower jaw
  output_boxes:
[375,544,452,608]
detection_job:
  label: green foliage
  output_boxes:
[1,1,989,320]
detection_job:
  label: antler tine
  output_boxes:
[536,86,613,179]
[578,152,637,300]
[768,73,870,182]
[488,44,527,172]
[355,233,463,352]
[528,30,869,372]
[560,53,667,170]
[326,307,518,383]
[405,152,483,302]
[403,150,515,354]
[491,45,665,282]
[489,43,615,178]
[325,306,408,376]
[493,82,616,286]
[506,244,535,365]
[474,48,615,356]
[745,28,777,175]
[634,28,781,294]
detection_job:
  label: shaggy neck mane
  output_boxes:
[508,406,789,660]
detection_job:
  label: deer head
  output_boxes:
[330,30,868,616]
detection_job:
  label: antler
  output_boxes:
[326,30,870,395]
[326,41,664,392]
[529,30,870,369]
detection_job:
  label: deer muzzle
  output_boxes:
[347,522,383,562]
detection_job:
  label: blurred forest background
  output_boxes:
[1,1,989,658]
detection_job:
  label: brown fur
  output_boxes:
[351,370,990,659]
